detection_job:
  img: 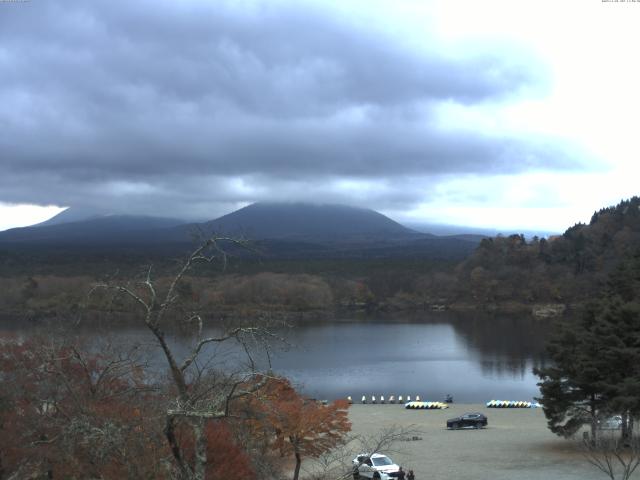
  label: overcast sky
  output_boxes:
[1,0,639,232]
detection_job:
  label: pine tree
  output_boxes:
[535,250,640,441]
[534,317,607,440]
[589,252,640,440]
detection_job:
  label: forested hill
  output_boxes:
[202,202,416,241]
[446,197,640,307]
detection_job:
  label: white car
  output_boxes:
[352,453,401,479]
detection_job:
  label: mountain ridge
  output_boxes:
[0,214,185,244]
[199,202,419,242]
[0,202,481,260]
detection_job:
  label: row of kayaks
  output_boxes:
[405,401,450,409]
[349,395,424,404]
[486,400,542,408]
[405,400,542,409]
[347,396,542,408]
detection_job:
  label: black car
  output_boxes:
[446,412,487,429]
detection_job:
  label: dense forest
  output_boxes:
[448,196,640,310]
[1,197,639,318]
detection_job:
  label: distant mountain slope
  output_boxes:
[406,222,557,239]
[0,215,184,244]
[35,207,109,227]
[200,202,418,241]
[0,202,482,261]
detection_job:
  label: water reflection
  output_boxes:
[261,314,551,402]
[0,312,552,403]
[443,313,549,378]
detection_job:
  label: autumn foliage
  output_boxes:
[0,335,166,479]
[0,337,350,480]
[245,378,352,480]
[173,421,256,480]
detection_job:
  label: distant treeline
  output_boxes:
[0,259,453,317]
[450,196,640,308]
[2,197,640,317]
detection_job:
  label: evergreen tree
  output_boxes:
[589,252,640,440]
[535,250,640,441]
[534,317,607,440]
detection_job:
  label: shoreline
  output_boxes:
[0,301,568,325]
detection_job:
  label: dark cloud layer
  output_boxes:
[0,0,575,219]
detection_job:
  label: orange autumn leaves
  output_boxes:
[0,338,351,479]
[0,336,166,479]
[245,377,351,480]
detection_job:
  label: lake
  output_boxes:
[266,314,549,403]
[0,312,550,403]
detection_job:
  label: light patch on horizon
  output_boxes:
[393,170,640,233]
[0,203,66,231]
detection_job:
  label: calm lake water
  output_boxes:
[1,313,550,403]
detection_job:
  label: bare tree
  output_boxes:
[301,442,357,480]
[303,424,423,480]
[582,430,640,480]
[304,443,353,480]
[91,237,279,480]
[353,424,423,458]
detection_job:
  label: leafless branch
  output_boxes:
[86,235,280,480]
[582,431,640,480]
[353,424,424,457]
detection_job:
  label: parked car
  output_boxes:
[352,453,401,479]
[446,412,488,429]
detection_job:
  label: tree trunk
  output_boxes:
[193,417,208,480]
[590,419,598,446]
[292,451,302,480]
[590,397,598,446]
[622,411,631,445]
[165,416,191,480]
[147,321,189,400]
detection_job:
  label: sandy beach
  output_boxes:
[348,404,631,480]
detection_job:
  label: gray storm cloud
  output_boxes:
[0,0,575,219]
